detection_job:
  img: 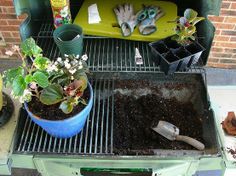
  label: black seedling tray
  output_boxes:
[149,37,205,75]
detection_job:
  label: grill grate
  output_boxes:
[14,22,207,154]
[15,79,114,155]
[34,22,206,75]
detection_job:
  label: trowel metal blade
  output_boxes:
[152,120,180,141]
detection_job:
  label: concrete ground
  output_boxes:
[0,60,236,175]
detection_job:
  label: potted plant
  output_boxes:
[149,8,205,75]
[3,38,93,138]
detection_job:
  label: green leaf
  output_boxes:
[33,71,49,88]
[39,84,64,105]
[59,100,73,114]
[184,9,198,22]
[3,67,24,86]
[12,75,26,96]
[34,56,50,70]
[25,74,33,83]
[192,17,205,25]
[20,37,42,57]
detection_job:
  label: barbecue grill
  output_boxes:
[0,0,227,175]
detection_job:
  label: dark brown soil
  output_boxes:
[113,80,204,155]
[27,88,90,120]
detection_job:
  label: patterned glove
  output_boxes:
[139,6,164,35]
[114,4,139,37]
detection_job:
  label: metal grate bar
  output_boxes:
[15,78,114,155]
[34,22,205,75]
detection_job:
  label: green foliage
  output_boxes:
[59,97,77,114]
[12,75,26,96]
[171,9,205,44]
[20,37,42,57]
[32,71,49,88]
[3,38,90,114]
[40,84,64,105]
[34,57,50,70]
[3,67,24,86]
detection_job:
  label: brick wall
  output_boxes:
[0,0,25,59]
[208,0,236,69]
[0,0,236,69]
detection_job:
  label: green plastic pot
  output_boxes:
[53,24,84,56]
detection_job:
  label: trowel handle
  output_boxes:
[176,135,205,150]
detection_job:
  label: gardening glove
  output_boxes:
[113,4,139,37]
[139,6,165,35]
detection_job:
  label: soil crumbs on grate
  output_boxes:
[113,80,204,155]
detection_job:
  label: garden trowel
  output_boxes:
[152,120,205,150]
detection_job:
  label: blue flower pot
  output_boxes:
[24,82,93,138]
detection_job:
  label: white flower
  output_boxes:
[82,54,88,61]
[12,45,20,52]
[54,61,58,65]
[19,89,32,103]
[69,69,76,74]
[71,76,74,80]
[78,65,83,69]
[64,54,69,57]
[76,55,80,59]
[79,61,82,65]
[60,6,69,18]
[65,62,71,69]
[64,58,69,63]
[5,50,14,56]
[47,64,58,72]
[57,57,62,62]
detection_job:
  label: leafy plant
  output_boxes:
[3,37,89,114]
[171,8,205,44]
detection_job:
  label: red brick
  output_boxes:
[225,48,236,53]
[0,1,13,6]
[7,19,22,25]
[221,9,236,16]
[0,14,17,19]
[0,20,8,25]
[231,2,236,9]
[212,53,232,58]
[207,62,236,69]
[214,42,236,48]
[1,31,12,38]
[213,23,235,30]
[220,59,236,64]
[214,35,230,41]
[5,7,16,14]
[221,30,236,36]
[224,17,236,23]
[0,26,19,31]
[208,16,225,22]
[208,58,219,63]
[210,47,224,52]
[4,37,21,44]
[222,2,231,8]
[215,30,221,35]
[11,32,20,38]
[230,36,236,41]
